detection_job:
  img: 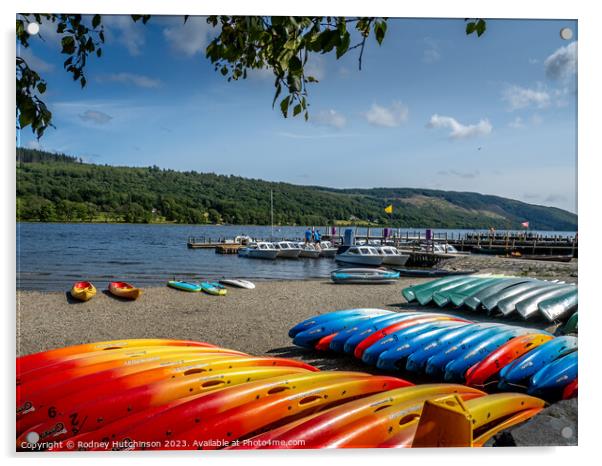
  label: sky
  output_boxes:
[17,16,578,213]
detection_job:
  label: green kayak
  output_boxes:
[562,311,578,334]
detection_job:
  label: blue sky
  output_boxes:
[18,16,578,213]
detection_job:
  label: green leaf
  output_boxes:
[280,95,290,117]
[61,36,75,54]
[336,31,350,58]
[288,55,302,73]
[92,14,101,29]
[293,103,302,116]
[37,82,47,94]
[476,19,486,36]
[466,22,476,35]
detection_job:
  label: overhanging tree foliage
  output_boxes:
[16,14,486,138]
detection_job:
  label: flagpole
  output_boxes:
[270,189,274,240]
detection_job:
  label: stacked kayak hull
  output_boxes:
[289,310,575,399]
[402,276,577,322]
[17,339,544,451]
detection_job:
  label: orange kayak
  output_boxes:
[70,281,96,302]
[109,281,142,300]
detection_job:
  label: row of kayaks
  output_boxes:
[167,278,255,294]
[70,281,142,301]
[289,309,578,399]
[17,339,546,450]
[402,275,577,322]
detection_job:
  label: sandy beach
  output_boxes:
[17,272,565,360]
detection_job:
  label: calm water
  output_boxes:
[16,223,576,291]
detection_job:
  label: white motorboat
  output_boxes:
[238,242,279,260]
[273,241,302,259]
[317,241,338,258]
[296,242,321,258]
[376,246,410,266]
[335,245,384,266]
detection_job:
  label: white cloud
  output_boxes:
[544,41,577,80]
[312,109,347,129]
[163,16,213,56]
[97,72,161,88]
[508,116,525,129]
[427,114,492,140]
[78,110,113,125]
[104,15,147,56]
[365,102,409,128]
[17,47,54,72]
[422,38,440,64]
[502,84,551,111]
[25,140,42,150]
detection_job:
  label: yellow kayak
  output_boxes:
[109,281,142,300]
[70,281,96,302]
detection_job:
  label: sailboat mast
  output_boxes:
[270,189,274,239]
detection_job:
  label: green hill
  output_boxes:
[16,148,577,230]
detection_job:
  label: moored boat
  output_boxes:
[273,241,302,259]
[70,281,96,302]
[335,245,384,266]
[297,242,321,258]
[108,281,142,300]
[317,241,338,258]
[238,242,279,260]
[376,246,410,266]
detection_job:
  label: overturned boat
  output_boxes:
[331,268,400,284]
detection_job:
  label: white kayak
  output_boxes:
[219,279,256,289]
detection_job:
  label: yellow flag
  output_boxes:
[384,204,393,214]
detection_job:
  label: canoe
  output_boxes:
[464,333,554,387]
[219,279,255,289]
[447,277,510,308]
[288,309,394,338]
[330,268,400,284]
[516,285,576,320]
[562,312,578,334]
[539,289,578,322]
[528,350,578,396]
[498,283,572,317]
[415,276,488,306]
[167,281,202,292]
[482,280,560,314]
[402,275,480,302]
[200,282,227,296]
[498,336,578,388]
[464,278,534,311]
[108,281,142,300]
[432,277,503,308]
[70,281,96,302]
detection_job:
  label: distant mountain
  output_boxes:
[16,148,577,230]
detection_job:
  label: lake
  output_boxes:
[16,223,576,291]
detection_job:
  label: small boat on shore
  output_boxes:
[219,279,256,289]
[238,242,279,260]
[167,281,202,292]
[273,241,302,259]
[376,246,410,266]
[70,281,96,301]
[331,268,400,284]
[396,268,478,278]
[201,282,227,296]
[335,245,384,266]
[108,281,142,300]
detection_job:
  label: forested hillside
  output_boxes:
[16,148,577,230]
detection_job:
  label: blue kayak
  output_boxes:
[288,309,393,338]
[342,313,425,354]
[405,323,483,373]
[329,313,418,353]
[528,351,578,395]
[167,280,202,292]
[443,327,539,382]
[377,323,467,370]
[425,325,511,377]
[293,312,393,348]
[361,320,461,365]
[498,336,578,389]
